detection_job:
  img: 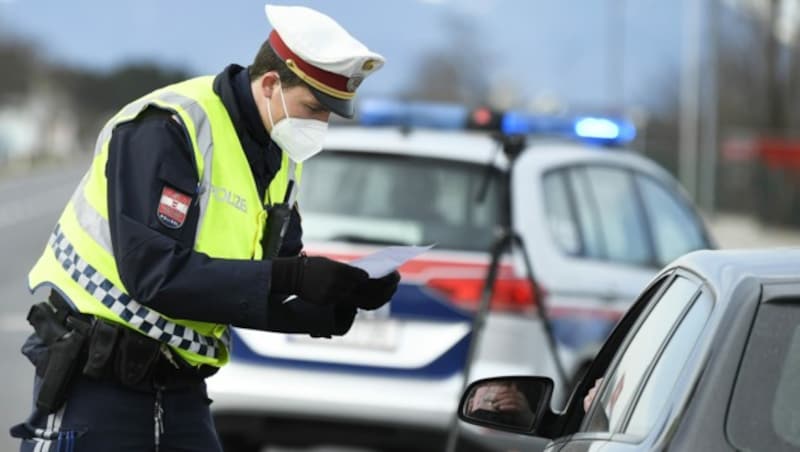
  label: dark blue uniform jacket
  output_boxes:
[104,64,353,336]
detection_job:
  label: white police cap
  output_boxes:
[265,4,385,118]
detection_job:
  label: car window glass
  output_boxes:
[568,169,604,259]
[559,275,669,436]
[728,300,800,452]
[584,276,699,433]
[637,175,707,266]
[625,291,713,437]
[543,171,580,255]
[584,167,650,265]
[299,152,501,252]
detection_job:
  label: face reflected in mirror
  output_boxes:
[462,378,549,430]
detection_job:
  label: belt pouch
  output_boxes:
[114,328,161,387]
[82,320,120,379]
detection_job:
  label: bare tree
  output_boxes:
[402,13,491,105]
[0,38,43,102]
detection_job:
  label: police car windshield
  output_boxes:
[299,151,502,252]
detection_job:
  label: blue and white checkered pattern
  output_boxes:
[49,224,229,359]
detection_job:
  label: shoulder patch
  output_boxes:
[157,185,192,229]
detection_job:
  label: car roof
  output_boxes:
[514,140,675,182]
[669,248,800,303]
[323,126,676,183]
[324,126,507,167]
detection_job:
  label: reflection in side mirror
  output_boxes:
[458,376,554,434]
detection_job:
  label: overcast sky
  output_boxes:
[0,0,687,113]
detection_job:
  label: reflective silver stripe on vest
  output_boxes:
[72,91,216,255]
[49,223,229,358]
[71,180,113,254]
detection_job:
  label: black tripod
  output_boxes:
[444,134,568,452]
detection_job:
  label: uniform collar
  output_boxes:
[213,64,283,190]
[225,64,270,146]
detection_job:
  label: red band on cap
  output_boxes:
[269,31,350,94]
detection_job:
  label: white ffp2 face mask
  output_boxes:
[266,83,328,163]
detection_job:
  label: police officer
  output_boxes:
[11,4,398,451]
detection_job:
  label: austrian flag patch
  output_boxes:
[157,186,192,229]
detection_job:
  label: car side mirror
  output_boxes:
[458,376,555,434]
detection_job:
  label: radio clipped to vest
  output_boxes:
[262,180,295,259]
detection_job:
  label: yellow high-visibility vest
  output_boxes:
[28,76,302,368]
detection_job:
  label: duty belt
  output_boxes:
[47,290,218,391]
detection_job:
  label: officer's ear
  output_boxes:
[258,71,281,99]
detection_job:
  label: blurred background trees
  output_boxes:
[0,0,798,226]
[713,0,800,226]
[0,36,188,162]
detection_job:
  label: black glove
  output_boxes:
[349,270,401,310]
[332,305,358,336]
[271,255,369,306]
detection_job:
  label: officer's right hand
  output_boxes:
[349,270,401,310]
[271,255,369,306]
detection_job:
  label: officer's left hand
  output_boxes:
[349,270,401,310]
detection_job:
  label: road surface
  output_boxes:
[0,156,88,451]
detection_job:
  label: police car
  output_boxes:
[207,100,713,451]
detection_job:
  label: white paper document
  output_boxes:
[350,244,435,278]
[282,244,434,303]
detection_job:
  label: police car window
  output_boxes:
[624,290,713,437]
[582,167,650,266]
[568,169,604,259]
[584,276,699,433]
[636,175,707,266]
[543,171,580,255]
[299,152,501,252]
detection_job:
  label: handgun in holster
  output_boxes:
[27,302,87,413]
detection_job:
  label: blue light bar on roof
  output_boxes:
[359,99,468,130]
[501,112,573,136]
[573,116,636,143]
[501,112,636,145]
[357,99,636,145]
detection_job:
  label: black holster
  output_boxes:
[27,302,87,414]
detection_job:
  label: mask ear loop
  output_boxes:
[276,79,291,122]
[266,76,288,128]
[278,78,298,203]
[266,91,277,130]
[265,76,299,202]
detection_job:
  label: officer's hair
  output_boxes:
[249,39,304,87]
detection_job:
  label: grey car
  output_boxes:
[458,248,800,452]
